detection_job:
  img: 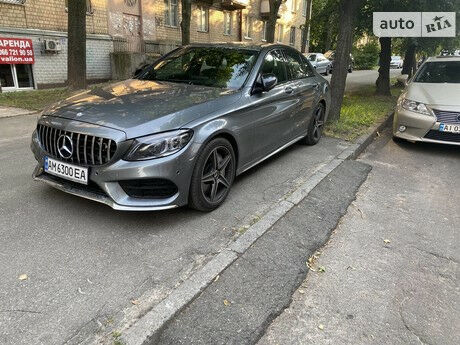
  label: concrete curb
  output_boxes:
[120,113,394,345]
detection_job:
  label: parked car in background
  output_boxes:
[390,56,404,69]
[31,43,331,212]
[324,50,354,73]
[304,53,332,75]
[393,56,460,146]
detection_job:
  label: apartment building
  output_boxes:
[0,0,309,91]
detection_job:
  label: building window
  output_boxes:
[290,0,296,12]
[290,27,296,45]
[276,24,283,43]
[65,0,93,14]
[197,6,209,32]
[262,21,267,41]
[0,0,27,4]
[164,0,178,27]
[244,15,253,39]
[223,11,232,35]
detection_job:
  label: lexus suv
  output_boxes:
[31,43,331,211]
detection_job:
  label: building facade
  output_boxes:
[0,0,309,91]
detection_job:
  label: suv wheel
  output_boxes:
[302,103,325,146]
[189,138,236,211]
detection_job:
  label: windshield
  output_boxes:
[138,47,258,89]
[414,61,460,83]
[391,56,401,61]
[308,54,317,61]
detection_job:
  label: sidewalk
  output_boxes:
[258,130,460,345]
[0,105,37,119]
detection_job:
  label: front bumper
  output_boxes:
[393,106,460,146]
[31,129,201,211]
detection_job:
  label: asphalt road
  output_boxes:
[259,128,460,345]
[0,70,395,344]
[0,114,350,344]
[324,68,401,92]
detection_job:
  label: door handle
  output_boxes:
[285,86,294,94]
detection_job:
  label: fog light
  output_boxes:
[399,125,406,132]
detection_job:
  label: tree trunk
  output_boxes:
[67,0,87,90]
[328,0,360,121]
[181,0,192,46]
[402,41,416,75]
[301,0,313,53]
[265,0,283,43]
[375,37,392,96]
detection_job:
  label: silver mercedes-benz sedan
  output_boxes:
[31,43,331,211]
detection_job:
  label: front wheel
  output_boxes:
[189,138,236,211]
[301,103,325,146]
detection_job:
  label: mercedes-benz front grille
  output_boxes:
[433,109,460,124]
[37,124,117,166]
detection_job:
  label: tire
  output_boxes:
[189,137,236,212]
[301,103,325,146]
[348,65,353,73]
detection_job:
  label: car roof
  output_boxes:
[187,42,295,52]
[426,56,460,62]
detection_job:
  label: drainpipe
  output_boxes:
[238,10,243,41]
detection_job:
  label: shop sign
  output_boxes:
[0,37,35,64]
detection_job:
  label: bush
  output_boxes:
[353,42,380,70]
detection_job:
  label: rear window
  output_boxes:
[414,61,460,83]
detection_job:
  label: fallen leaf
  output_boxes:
[298,289,305,294]
[383,239,391,244]
[318,324,324,330]
[318,266,326,273]
[223,299,231,306]
[131,299,140,305]
[18,274,28,280]
[214,275,220,282]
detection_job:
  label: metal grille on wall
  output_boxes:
[0,0,27,4]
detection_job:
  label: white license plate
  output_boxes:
[44,156,88,185]
[439,123,460,134]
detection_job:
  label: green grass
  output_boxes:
[325,84,402,141]
[0,87,73,111]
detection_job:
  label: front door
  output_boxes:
[244,49,300,165]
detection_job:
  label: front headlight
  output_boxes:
[125,129,193,161]
[401,98,432,116]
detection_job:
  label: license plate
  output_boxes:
[439,123,460,134]
[44,156,88,185]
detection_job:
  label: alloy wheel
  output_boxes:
[312,106,325,141]
[201,146,234,203]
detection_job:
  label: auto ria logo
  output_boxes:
[373,12,456,37]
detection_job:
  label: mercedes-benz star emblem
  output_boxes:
[57,134,73,159]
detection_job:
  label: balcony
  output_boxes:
[221,0,248,10]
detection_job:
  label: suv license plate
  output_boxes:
[439,123,460,134]
[44,156,88,185]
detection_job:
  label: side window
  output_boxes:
[284,49,310,80]
[260,50,287,84]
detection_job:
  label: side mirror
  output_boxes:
[253,73,278,93]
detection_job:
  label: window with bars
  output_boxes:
[290,27,296,45]
[262,21,267,41]
[223,11,232,35]
[197,6,209,32]
[244,15,253,39]
[276,24,284,43]
[0,0,27,5]
[164,0,178,27]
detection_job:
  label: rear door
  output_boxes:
[282,48,319,139]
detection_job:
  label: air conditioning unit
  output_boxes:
[44,39,62,52]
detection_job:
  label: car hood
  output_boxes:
[44,79,241,139]
[406,83,460,107]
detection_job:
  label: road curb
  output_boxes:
[120,113,394,345]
